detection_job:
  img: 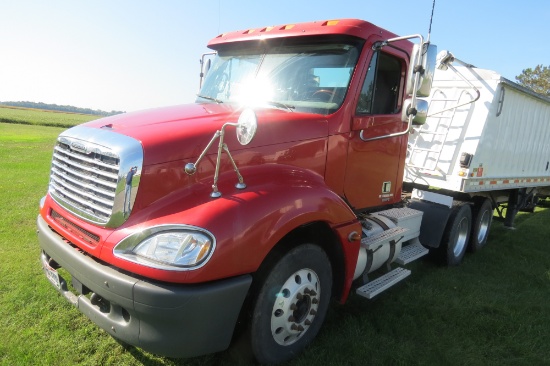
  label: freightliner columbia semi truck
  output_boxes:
[37,18,550,364]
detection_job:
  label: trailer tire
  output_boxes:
[440,204,471,266]
[250,244,332,364]
[469,198,493,252]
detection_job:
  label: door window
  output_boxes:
[356,51,403,115]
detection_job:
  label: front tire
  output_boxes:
[250,244,332,364]
[440,204,472,266]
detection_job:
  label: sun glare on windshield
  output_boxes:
[197,37,363,115]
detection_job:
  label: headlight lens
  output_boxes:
[114,225,215,271]
[135,231,212,265]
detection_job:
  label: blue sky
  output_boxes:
[1,0,548,112]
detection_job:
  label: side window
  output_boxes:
[356,51,403,115]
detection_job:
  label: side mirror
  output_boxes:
[236,109,257,145]
[401,98,428,125]
[406,43,437,97]
[202,58,212,77]
[199,52,216,89]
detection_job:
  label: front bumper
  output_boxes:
[37,215,252,358]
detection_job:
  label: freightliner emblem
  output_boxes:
[70,141,88,154]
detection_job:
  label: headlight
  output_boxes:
[114,225,215,271]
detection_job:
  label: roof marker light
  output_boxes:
[279,24,295,30]
[322,20,340,26]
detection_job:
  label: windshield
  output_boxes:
[197,37,363,115]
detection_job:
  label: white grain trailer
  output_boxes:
[403,59,550,263]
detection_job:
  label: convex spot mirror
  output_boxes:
[236,109,257,145]
[401,98,428,125]
[202,58,212,78]
[406,43,437,97]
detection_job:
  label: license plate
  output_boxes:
[43,261,61,289]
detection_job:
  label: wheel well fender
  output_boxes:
[251,221,346,303]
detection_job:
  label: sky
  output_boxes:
[1,0,549,112]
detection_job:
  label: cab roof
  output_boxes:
[207,18,401,50]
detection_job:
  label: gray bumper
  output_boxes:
[37,215,252,358]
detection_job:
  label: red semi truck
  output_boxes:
[37,18,550,364]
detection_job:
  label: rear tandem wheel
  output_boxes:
[469,198,493,252]
[439,203,472,266]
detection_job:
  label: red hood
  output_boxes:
[83,103,328,166]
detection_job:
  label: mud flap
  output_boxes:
[407,200,452,248]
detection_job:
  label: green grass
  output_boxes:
[1,121,550,365]
[0,105,100,127]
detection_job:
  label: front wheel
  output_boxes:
[250,244,332,364]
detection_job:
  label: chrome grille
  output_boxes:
[50,141,120,222]
[48,125,144,228]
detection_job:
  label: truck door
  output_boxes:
[344,48,409,209]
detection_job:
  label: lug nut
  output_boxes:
[312,298,319,304]
[290,303,297,310]
[291,324,305,331]
[304,288,317,296]
[310,309,317,316]
[288,316,296,322]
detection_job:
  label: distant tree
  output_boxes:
[515,65,550,97]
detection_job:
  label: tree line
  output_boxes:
[0,101,124,116]
[516,65,550,97]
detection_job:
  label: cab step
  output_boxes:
[356,267,411,299]
[395,238,429,265]
[360,226,408,251]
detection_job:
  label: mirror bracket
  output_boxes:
[185,109,257,198]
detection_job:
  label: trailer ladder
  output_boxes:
[407,89,474,172]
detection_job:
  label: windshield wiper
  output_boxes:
[197,94,224,104]
[265,100,295,112]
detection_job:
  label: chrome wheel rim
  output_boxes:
[477,210,491,243]
[453,216,469,257]
[270,268,320,346]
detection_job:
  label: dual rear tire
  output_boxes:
[440,198,493,265]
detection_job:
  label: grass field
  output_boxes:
[0,105,100,127]
[1,121,549,365]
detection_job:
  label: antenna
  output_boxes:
[217,0,221,35]
[426,0,436,43]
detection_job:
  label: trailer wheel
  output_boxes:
[440,204,471,266]
[469,199,493,252]
[250,244,332,364]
